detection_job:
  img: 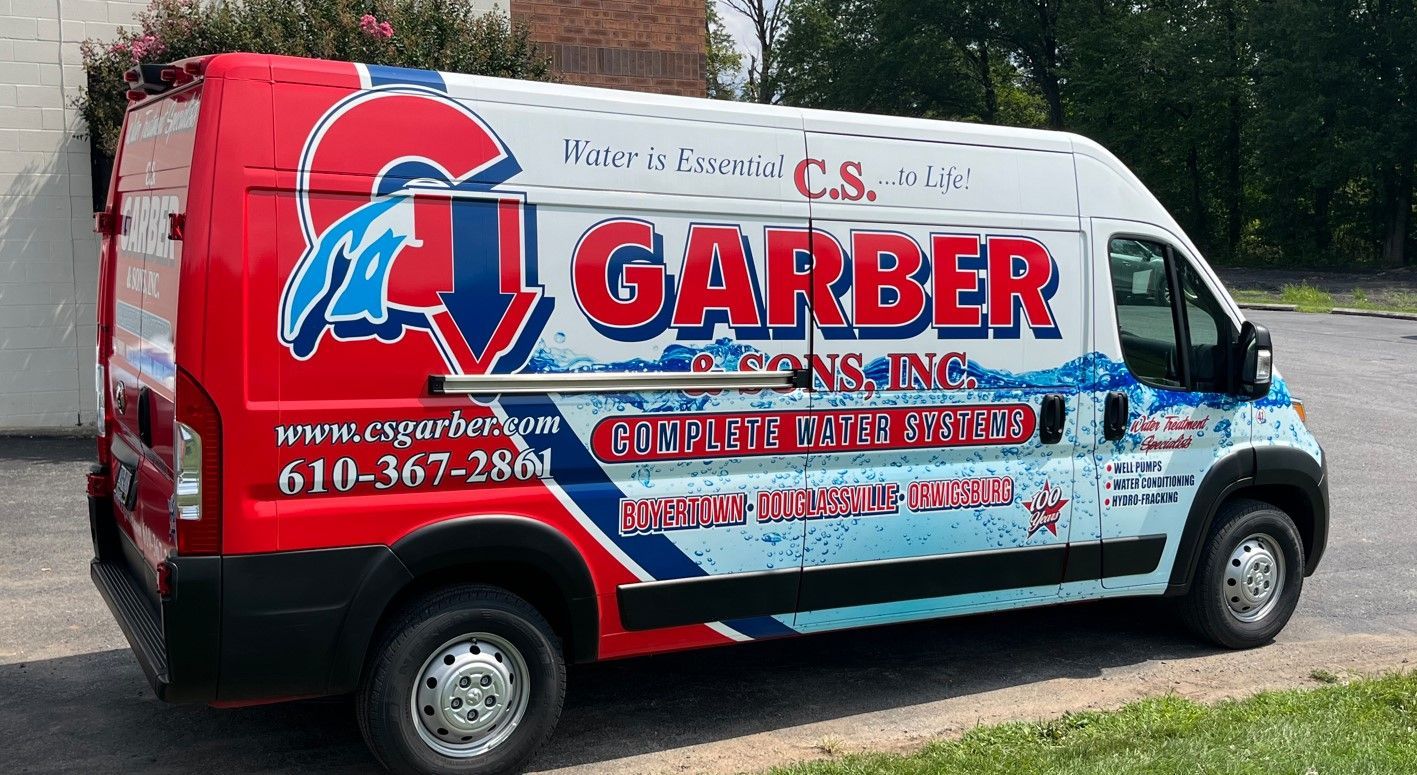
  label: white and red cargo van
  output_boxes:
[89,53,1328,774]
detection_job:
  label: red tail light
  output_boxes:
[175,368,222,555]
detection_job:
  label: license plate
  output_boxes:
[115,464,136,509]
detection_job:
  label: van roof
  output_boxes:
[202,53,1074,153]
[192,52,1198,260]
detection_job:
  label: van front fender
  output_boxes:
[1166,445,1328,595]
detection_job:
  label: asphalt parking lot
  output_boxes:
[1,310,1414,774]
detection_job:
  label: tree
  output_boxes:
[1251,0,1417,265]
[1065,0,1255,260]
[775,0,1045,124]
[998,0,1066,129]
[1357,0,1417,266]
[724,0,790,103]
[706,0,744,99]
[78,0,551,155]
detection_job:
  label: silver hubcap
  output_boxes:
[411,633,529,758]
[1224,533,1285,623]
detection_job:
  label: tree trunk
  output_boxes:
[1039,71,1064,129]
[1187,143,1209,248]
[1380,164,1412,266]
[1312,184,1333,254]
[1034,0,1065,129]
[1222,0,1243,260]
[977,39,998,124]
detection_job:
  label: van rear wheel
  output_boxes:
[1179,499,1304,649]
[357,585,565,775]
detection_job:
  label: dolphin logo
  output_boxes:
[280,194,421,357]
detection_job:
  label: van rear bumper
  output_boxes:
[89,491,410,705]
[88,493,221,703]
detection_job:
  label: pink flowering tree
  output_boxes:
[77,0,552,156]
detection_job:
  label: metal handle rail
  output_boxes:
[428,369,805,396]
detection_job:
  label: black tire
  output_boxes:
[1179,499,1305,649]
[357,584,565,775]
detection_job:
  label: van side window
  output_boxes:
[1107,237,1232,391]
[1176,260,1230,390]
[1109,238,1182,388]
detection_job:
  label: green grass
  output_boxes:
[771,672,1417,775]
[1230,282,1336,312]
[1230,286,1325,311]
[1275,282,1338,312]
[1231,282,1417,314]
[1346,289,1417,314]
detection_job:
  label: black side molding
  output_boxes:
[1101,534,1169,578]
[618,536,1167,631]
[797,544,1068,612]
[618,568,799,631]
[217,516,606,700]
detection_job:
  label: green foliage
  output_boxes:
[776,0,1043,125]
[773,0,1417,269]
[1277,283,1337,312]
[1310,668,1342,684]
[772,672,1417,775]
[77,0,551,155]
[1249,0,1417,268]
[707,0,744,99]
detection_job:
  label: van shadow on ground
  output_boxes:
[0,599,1219,773]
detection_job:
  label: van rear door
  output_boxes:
[100,82,203,580]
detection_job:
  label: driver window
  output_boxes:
[1177,259,1230,390]
[1107,237,1233,392]
[1109,237,1181,388]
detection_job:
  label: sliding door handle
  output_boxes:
[1039,394,1066,444]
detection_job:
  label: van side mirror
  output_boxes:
[1234,320,1273,399]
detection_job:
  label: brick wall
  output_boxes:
[0,0,149,430]
[512,0,706,97]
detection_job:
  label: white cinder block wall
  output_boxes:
[1,0,146,431]
[0,0,507,432]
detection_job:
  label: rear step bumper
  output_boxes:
[88,491,221,703]
[88,488,411,705]
[91,558,171,696]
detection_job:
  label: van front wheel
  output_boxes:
[1180,499,1305,649]
[357,585,565,775]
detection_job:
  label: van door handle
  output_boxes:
[1104,391,1129,441]
[1039,394,1066,444]
[137,385,153,449]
